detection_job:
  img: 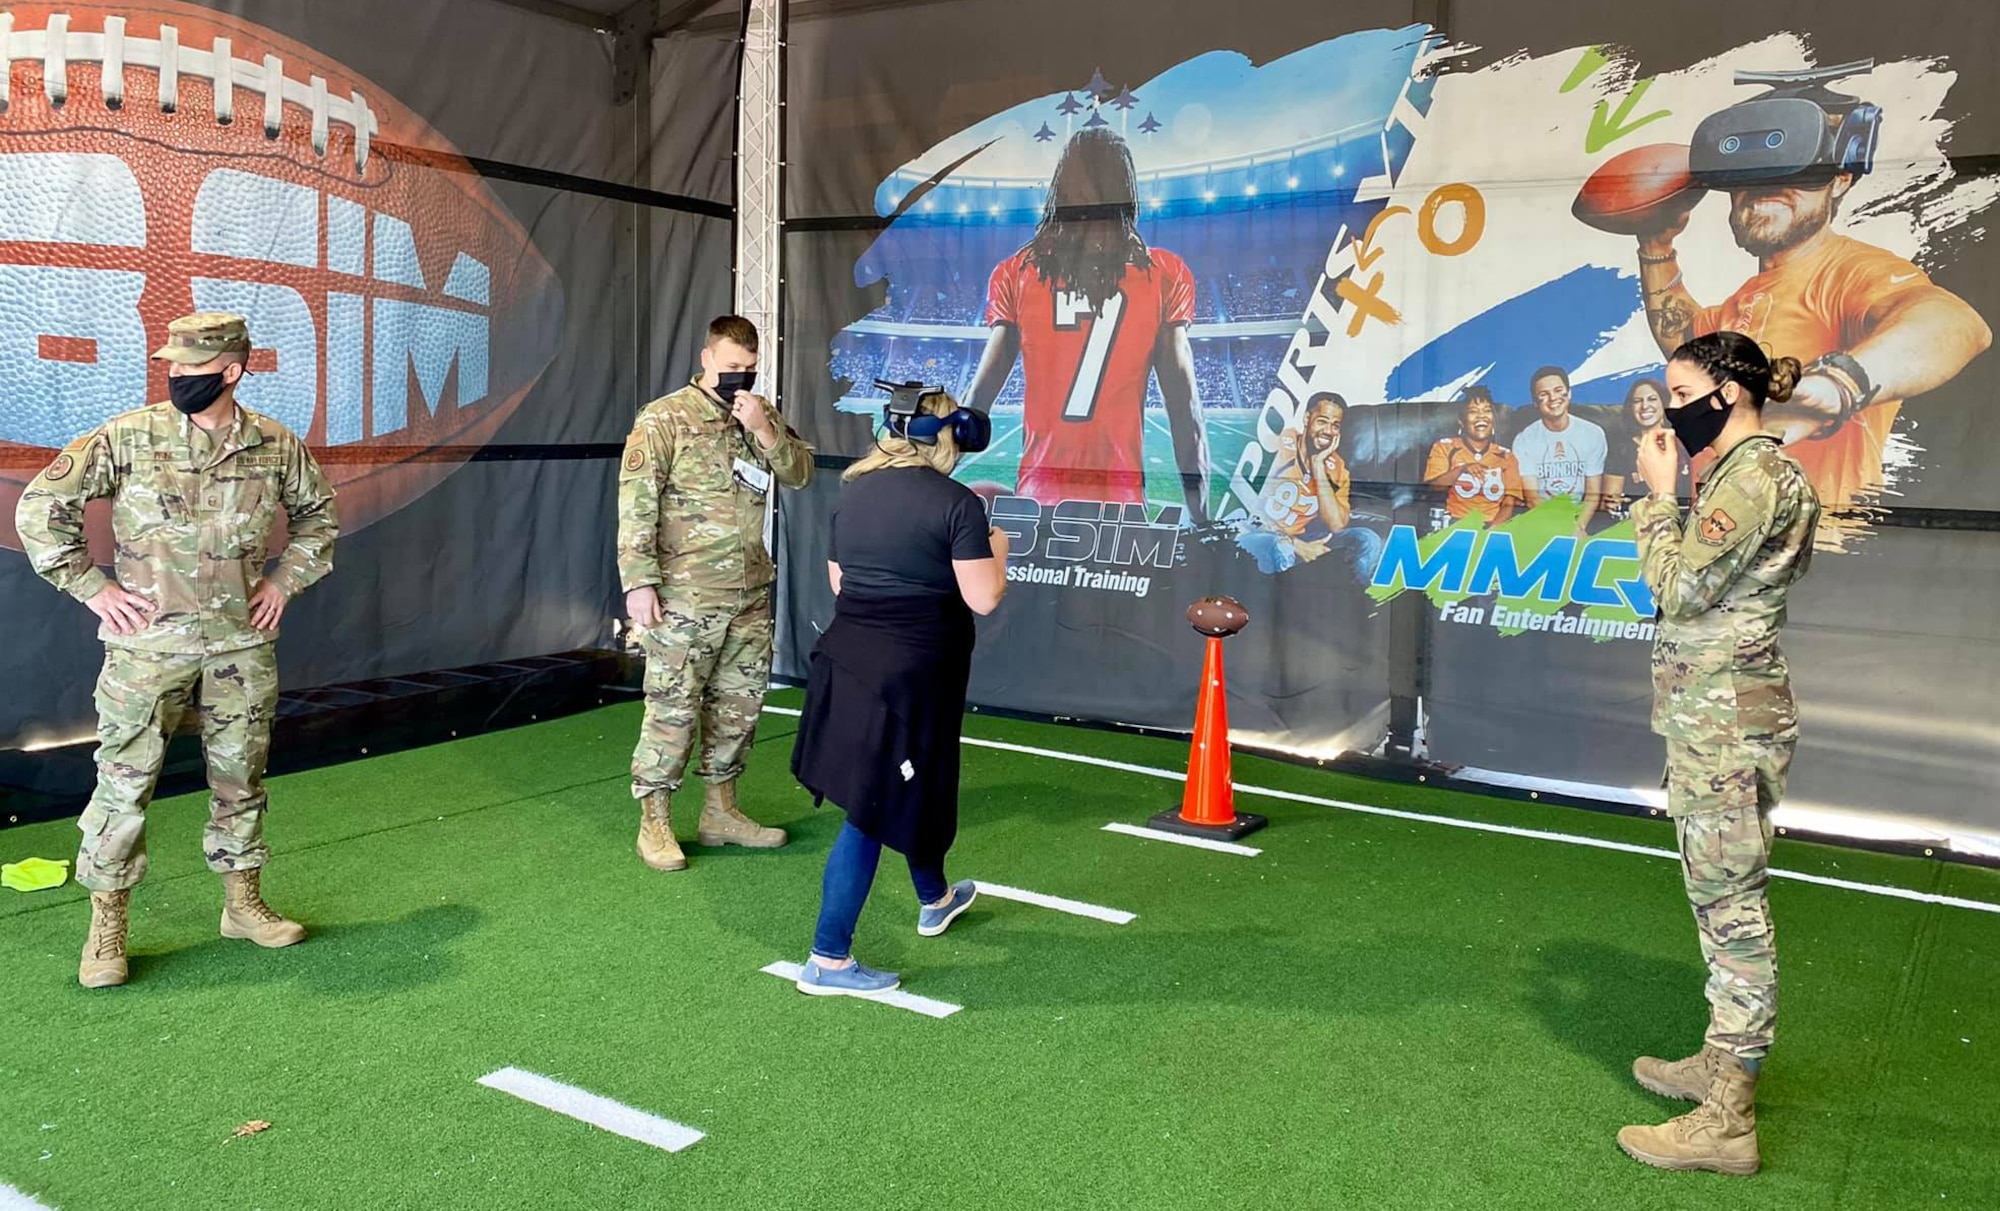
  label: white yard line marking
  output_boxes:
[0,1184,56,1210]
[760,961,962,1018]
[760,711,2000,915]
[1102,822,1263,857]
[1240,783,1676,862]
[972,880,1136,924]
[1764,866,2000,912]
[476,1067,704,1153]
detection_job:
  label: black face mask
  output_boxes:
[168,371,231,416]
[713,370,756,400]
[1664,387,1734,458]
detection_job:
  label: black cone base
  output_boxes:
[1147,807,1269,841]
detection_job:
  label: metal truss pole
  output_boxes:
[736,0,783,392]
[736,0,788,641]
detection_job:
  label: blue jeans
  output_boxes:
[1238,525,1384,584]
[811,821,949,960]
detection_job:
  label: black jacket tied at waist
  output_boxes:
[790,589,976,862]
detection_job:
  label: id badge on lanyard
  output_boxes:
[733,457,773,496]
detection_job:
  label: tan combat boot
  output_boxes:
[695,781,786,848]
[1617,1051,1761,1175]
[79,889,131,988]
[637,790,688,871]
[1633,1043,1725,1102]
[220,869,307,948]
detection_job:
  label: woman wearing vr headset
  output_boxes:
[788,387,1005,998]
[1619,331,1819,1176]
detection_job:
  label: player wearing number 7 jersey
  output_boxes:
[1424,388,1526,526]
[966,128,1208,521]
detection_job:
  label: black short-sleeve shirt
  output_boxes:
[829,466,992,598]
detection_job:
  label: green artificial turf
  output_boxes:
[3,695,1997,1210]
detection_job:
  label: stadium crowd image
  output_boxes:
[2,1,1997,1208]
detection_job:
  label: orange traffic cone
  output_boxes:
[1150,599,1267,841]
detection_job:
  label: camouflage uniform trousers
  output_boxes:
[1667,737,1795,1060]
[631,587,774,798]
[77,643,281,892]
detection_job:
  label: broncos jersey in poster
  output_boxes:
[1262,429,1353,538]
[984,248,1197,506]
[1423,437,1527,524]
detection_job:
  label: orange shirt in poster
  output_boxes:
[1423,437,1526,524]
[1696,232,1932,512]
[1261,428,1351,539]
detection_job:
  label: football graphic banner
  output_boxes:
[0,1,736,755]
[780,5,2000,852]
[0,1,564,556]
[822,27,1993,637]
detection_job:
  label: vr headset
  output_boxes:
[875,379,991,453]
[1690,61,1881,191]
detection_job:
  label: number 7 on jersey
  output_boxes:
[1056,288,1127,422]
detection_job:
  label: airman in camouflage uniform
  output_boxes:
[1619,340,1820,1175]
[15,314,338,988]
[617,316,813,871]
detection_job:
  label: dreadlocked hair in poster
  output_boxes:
[1025,127,1153,315]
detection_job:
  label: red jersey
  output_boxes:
[985,246,1197,505]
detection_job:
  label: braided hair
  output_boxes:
[1668,331,1801,408]
[1025,128,1152,315]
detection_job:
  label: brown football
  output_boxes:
[1186,595,1249,637]
[1571,141,1706,236]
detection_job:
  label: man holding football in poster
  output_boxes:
[965,128,1210,522]
[1630,64,1990,516]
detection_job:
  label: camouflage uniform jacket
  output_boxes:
[617,379,814,595]
[1633,434,1820,746]
[15,402,338,654]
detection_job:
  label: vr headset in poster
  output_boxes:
[827,29,1994,638]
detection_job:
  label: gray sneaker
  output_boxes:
[917,880,978,937]
[796,957,901,998]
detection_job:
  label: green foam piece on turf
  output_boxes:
[1,856,70,892]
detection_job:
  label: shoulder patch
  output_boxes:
[1697,507,1737,547]
[624,443,648,473]
[44,452,76,482]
